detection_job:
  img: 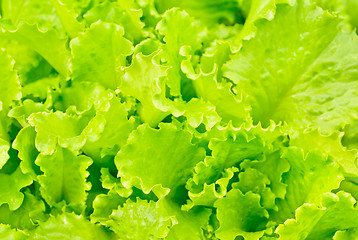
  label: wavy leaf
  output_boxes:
[35,146,92,209]
[115,123,205,199]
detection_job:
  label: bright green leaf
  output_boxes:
[35,146,92,209]
[0,167,33,210]
[70,20,133,90]
[115,123,205,199]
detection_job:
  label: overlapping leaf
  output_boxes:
[70,20,133,90]
[115,123,205,199]
[276,192,358,239]
[35,146,92,209]
[0,0,357,239]
[224,0,358,135]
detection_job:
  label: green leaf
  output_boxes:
[184,123,288,209]
[54,81,114,115]
[57,0,92,16]
[290,129,358,175]
[342,121,358,150]
[70,20,133,90]
[155,0,240,26]
[0,39,45,85]
[0,224,27,240]
[106,198,173,239]
[239,149,290,202]
[1,21,71,77]
[1,0,84,38]
[0,49,24,166]
[188,129,265,191]
[121,50,170,126]
[48,0,85,38]
[54,81,136,168]
[115,123,205,199]
[0,49,21,110]
[189,42,249,126]
[276,191,358,240]
[224,0,358,134]
[186,167,238,208]
[338,178,358,202]
[91,189,127,226]
[0,139,10,170]
[315,0,358,32]
[90,168,132,225]
[0,0,62,31]
[35,146,92,209]
[314,0,346,13]
[12,126,41,179]
[9,98,52,128]
[156,8,200,97]
[21,76,59,100]
[172,98,221,130]
[28,110,103,155]
[235,0,295,46]
[345,0,358,29]
[1,0,357,237]
[233,167,277,210]
[273,148,344,222]
[334,229,358,240]
[29,212,114,240]
[214,189,269,240]
[158,197,211,240]
[100,168,132,196]
[0,49,20,160]
[134,0,161,28]
[54,81,111,113]
[0,191,46,230]
[0,166,33,210]
[84,0,145,43]
[83,96,136,167]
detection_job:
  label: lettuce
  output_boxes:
[1,0,358,239]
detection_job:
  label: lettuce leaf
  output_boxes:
[36,146,92,210]
[70,20,133,90]
[1,0,358,239]
[276,192,358,239]
[0,167,32,210]
[224,0,358,134]
[115,123,205,199]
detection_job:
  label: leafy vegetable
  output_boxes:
[1,0,358,239]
